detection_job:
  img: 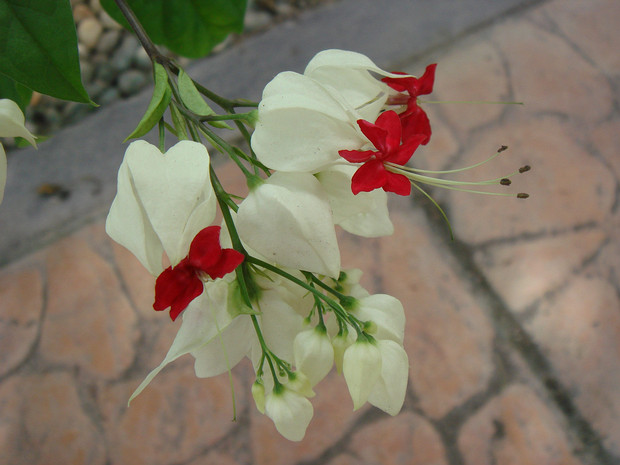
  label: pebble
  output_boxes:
[72,4,94,22]
[110,35,139,72]
[77,17,103,50]
[99,10,122,30]
[117,70,147,96]
[97,29,121,54]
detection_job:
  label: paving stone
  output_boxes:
[424,38,509,139]
[459,384,584,465]
[473,227,606,313]
[0,372,106,465]
[39,233,139,378]
[539,0,620,76]
[99,365,247,465]
[527,275,620,456]
[495,16,613,123]
[251,369,366,465]
[592,118,620,179]
[186,451,243,465]
[347,411,448,465]
[0,261,43,377]
[441,117,616,245]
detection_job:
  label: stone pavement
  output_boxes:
[1,0,619,464]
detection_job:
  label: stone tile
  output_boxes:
[441,117,615,245]
[0,372,106,465]
[362,206,495,419]
[250,369,366,465]
[541,0,620,75]
[592,118,620,179]
[459,384,584,465]
[99,365,247,465]
[348,411,448,465]
[186,450,243,465]
[325,454,358,465]
[527,275,620,456]
[495,15,613,122]
[423,38,510,139]
[39,233,139,378]
[0,262,43,377]
[474,228,606,312]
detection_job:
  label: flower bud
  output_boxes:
[252,379,266,413]
[294,326,334,386]
[342,337,382,410]
[265,385,314,441]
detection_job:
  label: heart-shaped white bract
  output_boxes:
[106,140,217,275]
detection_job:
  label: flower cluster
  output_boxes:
[106,49,528,441]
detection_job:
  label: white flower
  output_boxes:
[106,140,217,275]
[236,171,341,278]
[265,385,314,441]
[367,339,409,416]
[293,326,334,386]
[315,164,393,237]
[251,71,365,173]
[0,99,36,204]
[304,49,407,120]
[350,294,405,344]
[342,337,382,410]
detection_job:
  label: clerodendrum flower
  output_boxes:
[106,140,218,275]
[339,110,426,196]
[236,171,341,278]
[0,99,37,204]
[154,225,244,321]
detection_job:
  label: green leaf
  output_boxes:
[0,0,91,103]
[124,62,171,141]
[0,73,32,112]
[100,0,247,58]
[177,69,232,129]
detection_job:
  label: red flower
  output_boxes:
[382,64,437,145]
[153,226,244,321]
[338,111,425,196]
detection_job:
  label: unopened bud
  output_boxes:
[252,379,266,413]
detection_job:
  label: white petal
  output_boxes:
[126,140,217,266]
[237,172,341,277]
[265,387,314,441]
[294,327,334,386]
[0,99,36,146]
[128,283,232,403]
[252,72,363,172]
[342,338,382,410]
[368,340,409,415]
[316,165,393,237]
[353,294,406,344]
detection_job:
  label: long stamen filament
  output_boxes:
[386,163,526,188]
[397,146,508,175]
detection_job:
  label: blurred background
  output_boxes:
[0,0,618,464]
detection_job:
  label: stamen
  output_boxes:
[519,165,531,173]
[500,178,511,186]
[517,193,529,199]
[498,145,508,153]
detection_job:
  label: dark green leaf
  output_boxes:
[100,0,247,58]
[0,0,91,103]
[0,73,32,112]
[124,63,171,141]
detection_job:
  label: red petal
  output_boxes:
[188,226,223,270]
[206,248,245,280]
[383,172,411,196]
[357,119,388,153]
[339,149,375,163]
[351,159,387,194]
[153,260,204,321]
[374,111,402,154]
[381,72,412,92]
[390,134,425,165]
[416,64,437,96]
[401,106,431,145]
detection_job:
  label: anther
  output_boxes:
[498,145,508,153]
[500,178,512,186]
[519,165,531,173]
[517,193,529,199]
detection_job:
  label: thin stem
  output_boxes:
[113,0,164,64]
